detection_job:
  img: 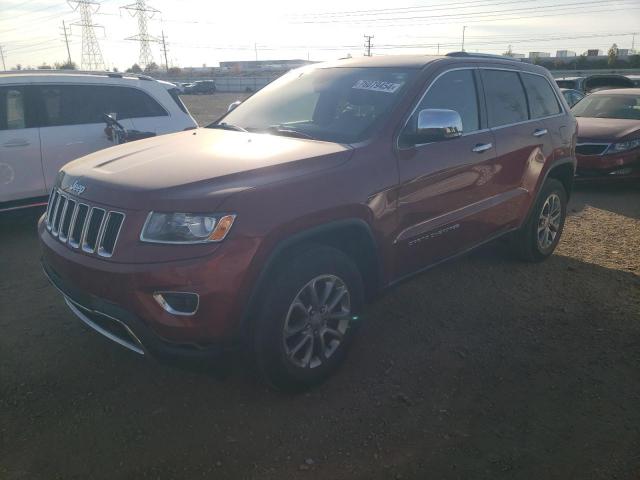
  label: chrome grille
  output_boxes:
[45,188,125,258]
[576,143,609,156]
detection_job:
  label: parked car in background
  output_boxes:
[171,82,186,93]
[627,75,640,87]
[560,88,585,107]
[556,74,634,93]
[0,71,197,212]
[40,53,576,390]
[572,88,640,180]
[184,80,217,94]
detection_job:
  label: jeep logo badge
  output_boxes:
[68,180,86,196]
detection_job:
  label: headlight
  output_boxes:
[607,138,640,153]
[140,212,236,244]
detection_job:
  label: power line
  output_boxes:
[291,0,636,24]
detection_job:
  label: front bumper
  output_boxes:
[576,149,640,181]
[42,257,231,361]
[39,216,260,360]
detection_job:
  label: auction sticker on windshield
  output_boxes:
[352,80,403,93]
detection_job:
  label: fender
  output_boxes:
[519,156,576,229]
[236,218,382,339]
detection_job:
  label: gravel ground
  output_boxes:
[0,94,638,479]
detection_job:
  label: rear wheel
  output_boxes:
[512,178,567,262]
[252,245,364,391]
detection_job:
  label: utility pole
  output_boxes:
[0,45,6,71]
[68,0,105,71]
[461,26,467,52]
[437,43,440,55]
[254,42,258,61]
[61,20,72,65]
[364,34,374,56]
[122,0,159,69]
[632,32,637,52]
[160,30,169,72]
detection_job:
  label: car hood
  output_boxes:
[59,128,352,210]
[576,117,640,142]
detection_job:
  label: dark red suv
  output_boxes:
[40,53,577,389]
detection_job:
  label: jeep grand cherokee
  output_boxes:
[39,53,577,390]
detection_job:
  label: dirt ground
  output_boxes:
[181,93,252,126]
[1,94,639,479]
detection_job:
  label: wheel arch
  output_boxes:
[237,218,382,339]
[545,159,576,197]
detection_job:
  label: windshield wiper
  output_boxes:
[207,122,248,132]
[265,125,316,140]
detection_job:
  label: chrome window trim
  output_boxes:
[97,211,126,258]
[397,67,480,150]
[397,65,568,150]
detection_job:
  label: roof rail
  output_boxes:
[446,51,522,62]
[0,69,155,81]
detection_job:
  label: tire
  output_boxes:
[252,245,364,391]
[512,178,567,262]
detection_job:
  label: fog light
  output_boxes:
[609,167,633,176]
[153,292,199,316]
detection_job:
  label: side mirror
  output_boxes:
[416,108,463,142]
[227,100,242,112]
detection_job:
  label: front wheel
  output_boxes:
[512,178,567,262]
[252,245,364,391]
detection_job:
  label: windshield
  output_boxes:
[213,66,417,143]
[572,94,640,120]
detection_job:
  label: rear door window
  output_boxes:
[521,73,562,118]
[37,84,167,127]
[0,87,27,130]
[481,69,528,127]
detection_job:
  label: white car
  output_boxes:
[0,71,197,211]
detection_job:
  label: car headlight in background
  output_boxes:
[140,212,236,244]
[606,138,640,153]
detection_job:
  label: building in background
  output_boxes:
[586,49,601,56]
[529,51,551,59]
[556,50,576,57]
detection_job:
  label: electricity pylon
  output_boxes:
[122,0,159,69]
[68,0,105,70]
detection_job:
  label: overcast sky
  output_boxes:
[1,0,639,70]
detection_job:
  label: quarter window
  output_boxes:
[481,70,528,127]
[410,69,480,134]
[522,73,562,118]
[0,87,26,131]
[37,85,167,127]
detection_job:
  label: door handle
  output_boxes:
[533,128,548,137]
[472,142,493,153]
[3,140,30,147]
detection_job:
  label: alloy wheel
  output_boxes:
[537,193,562,250]
[282,274,351,369]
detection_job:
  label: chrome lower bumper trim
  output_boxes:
[64,297,145,356]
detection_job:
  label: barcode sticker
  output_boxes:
[352,80,403,93]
